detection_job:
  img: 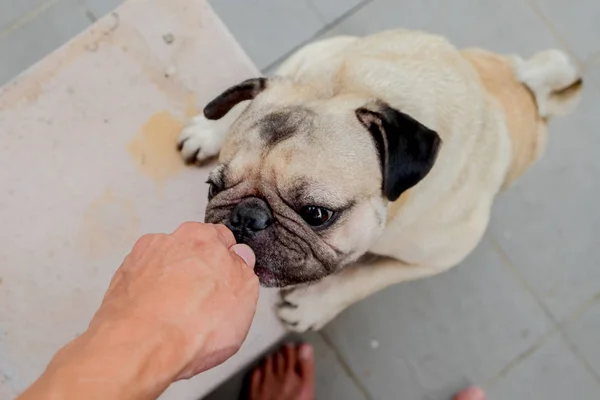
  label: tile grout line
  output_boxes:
[318,330,373,400]
[560,291,600,327]
[484,326,559,388]
[525,0,600,92]
[558,329,600,386]
[523,9,600,382]
[488,234,600,386]
[524,0,583,68]
[490,234,600,328]
[484,234,560,387]
[304,0,329,25]
[488,235,558,324]
[0,0,60,40]
[262,0,374,73]
[555,290,600,385]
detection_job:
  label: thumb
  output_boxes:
[232,244,256,269]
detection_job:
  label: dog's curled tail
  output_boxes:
[512,50,583,119]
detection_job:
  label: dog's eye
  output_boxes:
[300,206,333,227]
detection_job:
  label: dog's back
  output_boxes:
[462,48,583,188]
[274,29,584,268]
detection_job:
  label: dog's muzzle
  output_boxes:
[226,197,273,241]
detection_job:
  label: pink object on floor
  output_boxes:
[454,387,487,400]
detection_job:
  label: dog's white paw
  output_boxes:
[177,114,224,164]
[277,284,346,332]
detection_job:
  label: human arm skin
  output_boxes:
[18,222,258,400]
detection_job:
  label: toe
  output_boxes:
[249,368,262,400]
[453,387,486,400]
[284,343,296,375]
[297,344,314,377]
[178,134,203,162]
[297,344,315,400]
[274,348,286,378]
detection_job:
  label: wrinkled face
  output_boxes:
[202,78,441,287]
[204,91,388,287]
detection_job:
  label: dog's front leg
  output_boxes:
[277,257,441,332]
[177,100,249,164]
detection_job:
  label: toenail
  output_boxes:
[299,344,313,360]
[456,387,486,400]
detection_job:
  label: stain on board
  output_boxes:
[128,111,185,189]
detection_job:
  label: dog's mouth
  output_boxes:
[253,265,281,287]
[229,234,280,286]
[209,211,332,287]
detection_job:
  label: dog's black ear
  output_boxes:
[204,78,268,120]
[356,104,441,202]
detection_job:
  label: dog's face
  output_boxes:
[203,78,441,287]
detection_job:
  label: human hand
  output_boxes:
[20,223,260,400]
[90,222,259,380]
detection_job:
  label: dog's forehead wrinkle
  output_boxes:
[257,106,315,147]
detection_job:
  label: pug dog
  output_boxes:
[177,29,582,332]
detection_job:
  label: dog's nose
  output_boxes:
[229,197,273,236]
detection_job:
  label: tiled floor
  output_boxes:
[1,0,599,399]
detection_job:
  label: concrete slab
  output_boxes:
[0,1,286,398]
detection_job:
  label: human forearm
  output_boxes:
[18,319,189,400]
[18,223,258,400]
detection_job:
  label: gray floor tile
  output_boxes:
[489,83,600,321]
[307,0,365,24]
[0,0,47,30]
[83,0,124,20]
[533,0,600,61]
[319,0,559,57]
[323,238,553,400]
[202,372,246,400]
[488,334,600,400]
[302,332,368,400]
[318,0,445,39]
[0,0,91,86]
[564,299,600,379]
[584,52,600,89]
[209,0,325,70]
[427,0,560,56]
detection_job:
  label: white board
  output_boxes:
[0,1,285,398]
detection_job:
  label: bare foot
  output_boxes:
[248,343,315,400]
[454,387,486,400]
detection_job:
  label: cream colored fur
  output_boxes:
[180,29,582,331]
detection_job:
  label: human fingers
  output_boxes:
[231,244,256,269]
